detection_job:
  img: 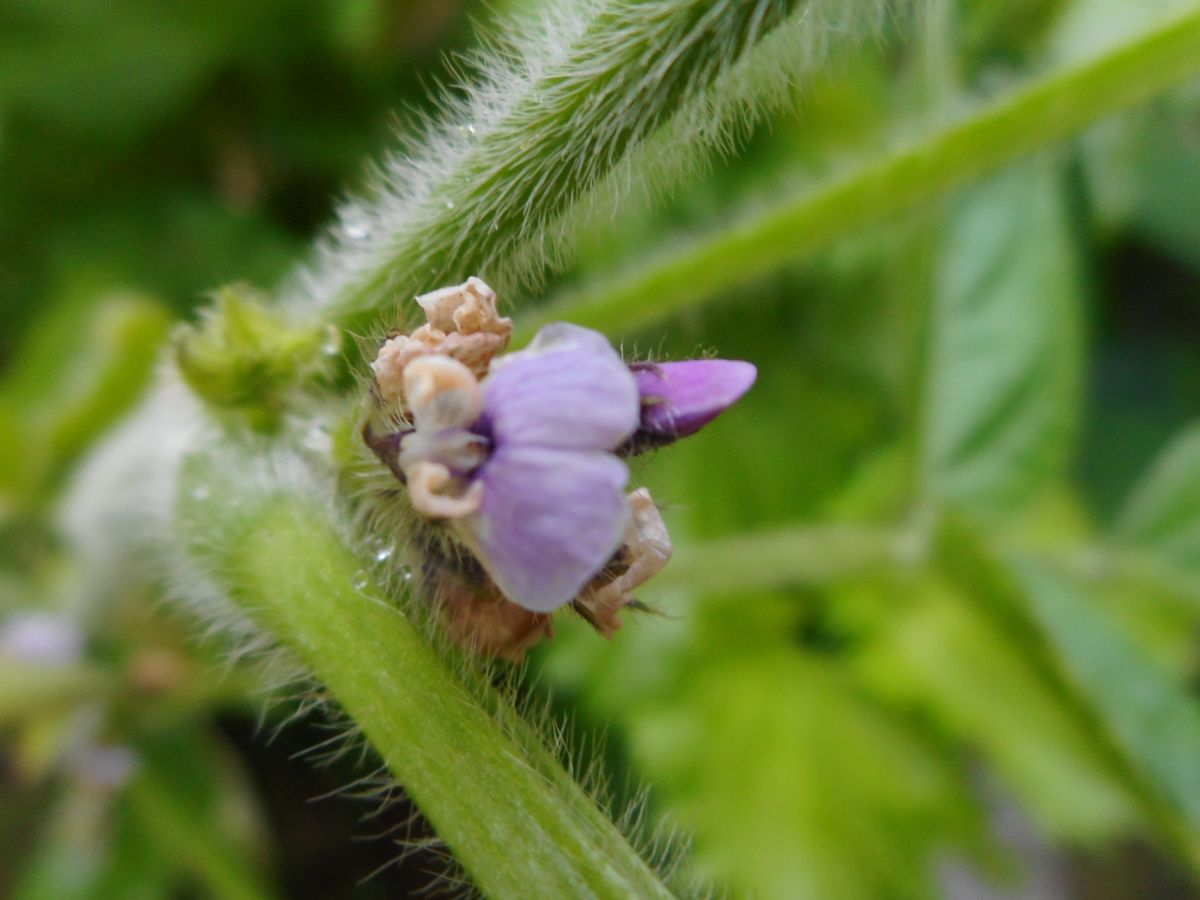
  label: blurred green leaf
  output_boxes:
[125,726,276,900]
[634,240,908,538]
[921,159,1084,517]
[1082,84,1200,273]
[85,805,176,900]
[1115,420,1200,570]
[13,785,150,900]
[0,399,33,505]
[1014,560,1200,865]
[0,659,108,727]
[961,0,1064,68]
[1075,567,1200,684]
[0,291,169,503]
[1049,0,1189,64]
[1048,0,1200,268]
[629,650,976,899]
[857,575,1139,842]
[545,582,979,898]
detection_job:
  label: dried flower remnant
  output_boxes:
[371,276,510,406]
[364,278,755,658]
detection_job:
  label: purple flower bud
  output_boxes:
[629,359,756,448]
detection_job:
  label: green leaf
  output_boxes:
[0,291,170,502]
[1081,83,1200,272]
[921,158,1083,516]
[124,726,277,900]
[857,577,1139,842]
[1014,560,1200,862]
[1115,421,1200,570]
[1049,0,1190,64]
[12,787,158,900]
[629,650,976,899]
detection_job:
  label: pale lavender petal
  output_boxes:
[634,360,757,438]
[520,322,616,359]
[483,324,638,451]
[463,445,630,612]
[0,612,83,665]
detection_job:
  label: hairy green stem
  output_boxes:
[287,0,884,334]
[520,5,1200,338]
[176,450,673,899]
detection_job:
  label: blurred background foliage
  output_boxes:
[5,0,1200,897]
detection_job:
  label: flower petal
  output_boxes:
[633,359,757,438]
[483,324,639,451]
[461,445,630,612]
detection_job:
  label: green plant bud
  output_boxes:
[174,285,339,430]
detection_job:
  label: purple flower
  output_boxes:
[460,324,643,611]
[398,324,639,611]
[629,359,757,449]
[375,315,755,615]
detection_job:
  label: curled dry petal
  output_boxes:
[615,487,673,594]
[634,359,757,439]
[398,428,487,477]
[576,488,673,636]
[403,355,482,432]
[372,277,511,406]
[371,332,426,407]
[374,327,509,403]
[407,461,484,519]
[416,276,511,337]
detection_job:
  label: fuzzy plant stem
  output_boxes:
[285,0,875,333]
[176,450,674,900]
[519,4,1200,338]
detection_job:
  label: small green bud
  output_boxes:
[174,285,340,430]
